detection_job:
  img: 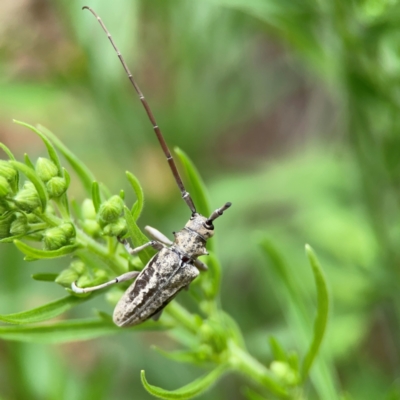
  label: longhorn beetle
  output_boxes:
[72,6,231,327]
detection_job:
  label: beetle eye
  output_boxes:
[204,220,214,230]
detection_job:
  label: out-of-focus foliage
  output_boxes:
[1,0,400,399]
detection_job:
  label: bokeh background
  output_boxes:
[1,0,400,399]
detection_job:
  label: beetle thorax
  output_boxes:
[172,214,213,258]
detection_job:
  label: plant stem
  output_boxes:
[228,340,288,398]
[164,302,199,334]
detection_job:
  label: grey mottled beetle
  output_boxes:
[72,6,231,327]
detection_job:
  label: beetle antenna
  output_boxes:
[206,202,232,225]
[82,6,196,213]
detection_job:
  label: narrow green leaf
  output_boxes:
[63,167,70,186]
[0,233,28,243]
[0,143,16,160]
[24,153,35,169]
[14,240,79,260]
[301,245,329,380]
[269,337,288,363]
[92,181,101,212]
[141,364,229,399]
[9,160,48,212]
[0,318,165,343]
[199,251,221,299]
[126,171,144,221]
[123,205,155,265]
[152,346,202,365]
[31,273,58,282]
[13,120,63,174]
[174,148,211,218]
[37,124,96,195]
[0,295,89,324]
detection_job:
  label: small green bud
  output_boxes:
[70,260,86,275]
[35,157,58,182]
[197,344,213,361]
[82,219,101,237]
[55,268,79,287]
[60,222,74,237]
[199,321,214,342]
[55,260,87,287]
[102,217,127,237]
[27,213,40,223]
[270,361,299,386]
[43,223,75,250]
[81,199,96,220]
[76,274,94,289]
[98,195,124,223]
[0,161,18,192]
[46,177,67,198]
[94,268,108,281]
[10,214,29,236]
[0,176,11,198]
[0,212,15,239]
[14,182,41,212]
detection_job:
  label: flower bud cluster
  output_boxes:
[0,160,18,194]
[81,199,101,237]
[55,260,86,287]
[35,158,67,198]
[97,195,127,237]
[14,182,41,212]
[43,223,75,250]
[55,259,108,290]
[0,161,28,239]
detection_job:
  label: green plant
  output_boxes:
[0,121,330,399]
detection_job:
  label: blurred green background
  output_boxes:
[1,0,400,399]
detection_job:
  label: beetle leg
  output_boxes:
[117,237,164,255]
[71,270,140,294]
[151,309,164,321]
[144,226,173,246]
[194,259,208,271]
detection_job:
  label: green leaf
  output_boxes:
[9,160,48,212]
[126,171,144,221]
[14,240,79,260]
[259,239,335,397]
[91,181,101,212]
[269,336,288,363]
[199,251,221,300]
[57,168,71,218]
[0,295,89,324]
[0,233,28,243]
[0,143,16,160]
[63,167,70,186]
[174,148,211,218]
[141,364,229,399]
[0,317,165,343]
[123,205,155,265]
[31,273,58,282]
[301,245,329,381]
[13,120,63,174]
[152,346,202,365]
[23,153,35,169]
[37,124,96,195]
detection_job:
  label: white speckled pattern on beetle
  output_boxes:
[113,215,212,326]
